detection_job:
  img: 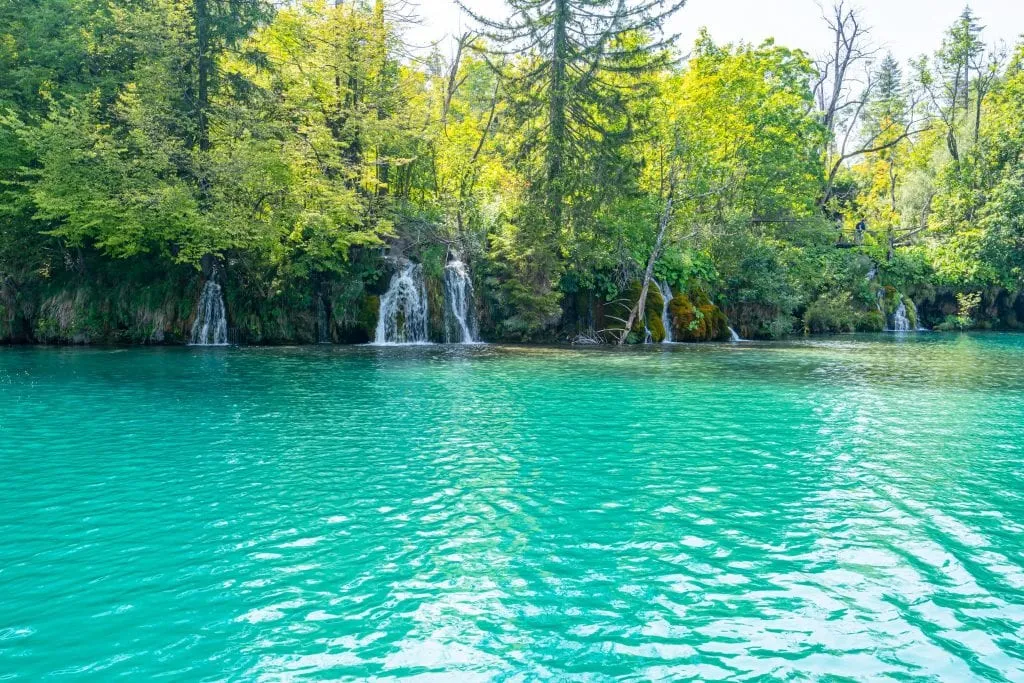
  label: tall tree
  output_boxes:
[866,53,905,131]
[916,6,991,161]
[189,0,274,157]
[815,2,926,205]
[459,0,686,327]
[0,0,127,275]
[941,7,985,113]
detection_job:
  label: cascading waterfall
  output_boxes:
[728,326,743,342]
[316,295,330,344]
[189,279,229,346]
[891,299,911,332]
[656,280,674,343]
[374,263,429,344]
[443,260,479,344]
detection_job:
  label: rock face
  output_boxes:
[0,255,744,347]
[1,279,192,345]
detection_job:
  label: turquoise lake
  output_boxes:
[1,335,1023,681]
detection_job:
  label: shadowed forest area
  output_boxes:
[1,0,1022,344]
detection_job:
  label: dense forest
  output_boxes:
[1,0,1022,344]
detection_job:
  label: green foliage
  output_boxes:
[857,310,886,332]
[953,291,982,329]
[804,293,857,334]
[1,2,1022,343]
[655,248,718,291]
[714,232,803,338]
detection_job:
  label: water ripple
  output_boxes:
[1,335,1023,680]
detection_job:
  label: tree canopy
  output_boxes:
[2,1,1023,343]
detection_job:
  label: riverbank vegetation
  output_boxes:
[1,1,1022,344]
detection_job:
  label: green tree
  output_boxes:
[460,0,686,331]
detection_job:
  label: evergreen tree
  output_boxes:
[190,0,275,151]
[867,53,906,131]
[940,6,985,112]
[919,6,986,161]
[459,0,686,327]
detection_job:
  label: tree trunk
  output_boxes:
[888,158,898,213]
[963,60,970,112]
[546,0,568,239]
[618,189,675,345]
[974,85,983,144]
[374,0,389,197]
[195,0,210,152]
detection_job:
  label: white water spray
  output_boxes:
[189,280,229,346]
[656,280,674,343]
[375,263,429,344]
[443,260,479,344]
[891,300,911,332]
[728,326,743,342]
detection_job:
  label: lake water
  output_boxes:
[2,335,1023,680]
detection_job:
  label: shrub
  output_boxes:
[803,293,856,334]
[766,315,796,338]
[856,310,886,332]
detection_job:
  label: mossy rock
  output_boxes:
[424,272,446,343]
[668,291,729,342]
[669,293,695,339]
[623,281,667,343]
[330,294,380,344]
[700,304,731,341]
[905,298,919,329]
[882,286,900,315]
[34,288,100,343]
[690,288,713,308]
[647,308,666,343]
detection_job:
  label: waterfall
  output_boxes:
[189,280,228,346]
[443,260,479,344]
[656,280,674,343]
[891,300,911,332]
[728,326,743,342]
[374,263,429,344]
[316,295,330,344]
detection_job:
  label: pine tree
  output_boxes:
[940,6,984,113]
[189,0,274,152]
[458,0,686,319]
[871,53,905,127]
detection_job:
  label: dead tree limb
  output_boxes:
[618,176,677,345]
[441,32,476,133]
